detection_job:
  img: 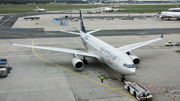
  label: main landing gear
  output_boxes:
[82,56,88,65]
[121,75,126,82]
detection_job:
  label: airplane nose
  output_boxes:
[129,68,136,75]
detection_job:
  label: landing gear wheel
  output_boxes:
[133,91,136,97]
[121,75,126,82]
[82,56,88,65]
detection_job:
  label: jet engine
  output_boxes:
[126,51,140,65]
[72,57,84,70]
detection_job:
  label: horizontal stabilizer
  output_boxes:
[87,29,101,34]
[59,30,80,35]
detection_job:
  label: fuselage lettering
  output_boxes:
[100,47,117,61]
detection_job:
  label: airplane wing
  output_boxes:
[10,41,99,59]
[117,34,163,52]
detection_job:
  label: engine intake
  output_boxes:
[126,51,140,65]
[72,57,84,70]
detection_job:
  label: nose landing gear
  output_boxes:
[121,75,126,82]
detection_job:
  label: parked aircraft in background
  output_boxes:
[89,1,102,5]
[89,1,93,4]
[104,7,113,12]
[10,10,163,81]
[159,12,180,20]
[36,5,45,12]
[152,7,180,20]
[152,11,180,20]
[168,8,180,12]
[115,2,129,5]
[103,7,120,12]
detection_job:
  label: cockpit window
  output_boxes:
[123,63,135,68]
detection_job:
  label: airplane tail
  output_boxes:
[79,10,87,33]
[36,5,39,9]
[59,10,100,35]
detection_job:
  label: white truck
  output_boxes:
[165,41,173,46]
[124,81,153,101]
[0,68,8,78]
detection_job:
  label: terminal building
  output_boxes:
[1,0,180,4]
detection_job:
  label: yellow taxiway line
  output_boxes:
[73,39,88,52]
[0,15,14,26]
[32,40,135,99]
[73,39,135,98]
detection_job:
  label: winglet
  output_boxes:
[161,34,163,38]
[9,40,13,45]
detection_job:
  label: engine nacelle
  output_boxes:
[72,57,84,70]
[126,52,140,65]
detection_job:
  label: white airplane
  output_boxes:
[152,8,180,20]
[89,1,93,5]
[168,8,180,12]
[94,1,102,5]
[103,7,120,12]
[104,7,113,12]
[10,10,163,81]
[89,1,102,5]
[159,11,180,20]
[36,5,45,12]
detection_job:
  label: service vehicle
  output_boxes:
[121,16,134,20]
[0,59,12,75]
[0,68,8,77]
[0,59,7,65]
[24,17,40,20]
[165,41,173,46]
[124,81,153,101]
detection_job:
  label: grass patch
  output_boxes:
[1,4,179,14]
[116,5,180,13]
[0,4,108,14]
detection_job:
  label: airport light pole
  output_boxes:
[128,0,131,17]
[70,0,72,19]
[98,9,100,19]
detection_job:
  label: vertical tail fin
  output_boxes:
[79,10,86,33]
[36,5,39,9]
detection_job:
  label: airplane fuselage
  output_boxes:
[160,12,180,19]
[104,7,113,12]
[80,31,136,76]
[38,9,45,12]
